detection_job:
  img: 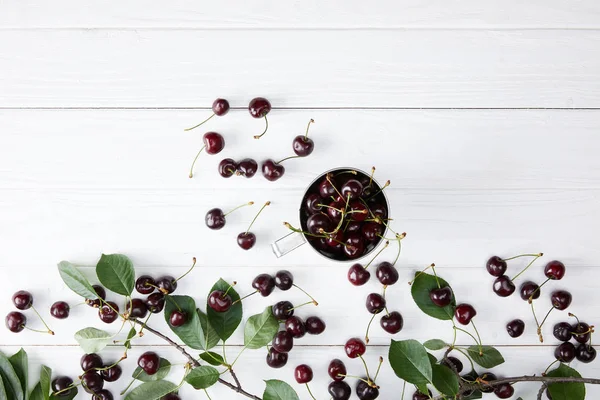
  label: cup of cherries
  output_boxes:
[272,167,390,261]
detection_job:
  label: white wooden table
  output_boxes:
[1,1,600,398]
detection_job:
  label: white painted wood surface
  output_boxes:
[1,1,599,399]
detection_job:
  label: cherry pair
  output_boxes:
[218,158,258,178]
[6,290,56,335]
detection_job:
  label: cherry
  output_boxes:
[12,290,33,310]
[237,158,258,178]
[328,359,347,381]
[249,97,271,118]
[98,302,119,324]
[572,322,591,343]
[188,132,225,178]
[307,213,333,235]
[272,301,294,320]
[520,281,541,301]
[135,276,155,295]
[81,371,104,393]
[219,158,238,178]
[208,290,232,313]
[285,316,306,338]
[52,376,74,396]
[293,119,315,157]
[455,303,477,325]
[156,276,177,294]
[480,372,497,393]
[362,222,384,242]
[341,179,363,201]
[506,319,525,338]
[328,381,351,400]
[237,232,256,250]
[553,322,572,341]
[50,301,70,319]
[376,262,399,285]
[325,230,344,249]
[184,98,230,131]
[100,364,122,382]
[554,342,576,362]
[205,208,226,230]
[486,256,507,277]
[366,293,386,314]
[304,193,323,214]
[493,275,516,297]
[81,353,103,371]
[92,390,114,400]
[138,351,160,375]
[306,316,326,334]
[326,201,344,223]
[252,273,276,296]
[126,298,148,319]
[349,201,368,222]
[146,293,166,313]
[266,348,288,368]
[169,311,187,327]
[370,203,387,220]
[87,285,107,307]
[442,356,463,373]
[294,364,313,384]
[6,311,26,333]
[318,175,337,198]
[545,260,566,280]
[261,159,285,181]
[494,383,514,399]
[412,390,432,400]
[272,331,294,353]
[344,234,365,259]
[576,343,597,363]
[551,290,572,310]
[275,270,293,290]
[348,264,371,286]
[345,338,366,358]
[356,379,379,400]
[380,311,404,334]
[429,286,453,307]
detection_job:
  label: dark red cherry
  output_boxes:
[252,274,276,296]
[212,98,230,116]
[81,353,103,371]
[486,256,507,277]
[326,200,344,223]
[493,275,516,297]
[294,364,313,384]
[318,175,337,198]
[455,304,476,325]
[50,301,70,319]
[87,285,107,307]
[205,208,226,230]
[356,379,379,400]
[506,319,525,338]
[138,352,160,375]
[156,276,177,294]
[553,322,572,341]
[370,203,387,220]
[572,322,591,344]
[272,331,294,353]
[135,276,155,295]
[307,213,333,235]
[520,281,541,301]
[266,348,288,368]
[237,158,258,178]
[272,301,294,320]
[328,381,351,400]
[362,222,383,242]
[218,158,238,178]
[293,136,314,157]
[275,270,294,290]
[52,376,74,397]
[345,338,366,358]
[249,97,271,118]
[169,311,187,327]
[366,293,386,314]
[203,132,225,155]
[375,262,398,286]
[479,372,497,393]
[6,311,26,333]
[429,287,453,307]
[304,193,323,214]
[261,159,285,181]
[341,179,363,201]
[81,371,104,393]
[554,342,576,362]
[544,260,566,280]
[343,234,365,259]
[98,302,119,324]
[146,293,165,313]
[349,201,368,222]
[551,290,572,310]
[412,390,432,400]
[237,232,256,250]
[348,264,370,286]
[126,298,148,319]
[12,290,33,310]
[442,357,463,373]
[328,359,347,381]
[100,364,122,382]
[325,230,345,248]
[92,390,114,400]
[285,316,306,338]
[306,316,326,334]
[494,383,514,399]
[576,343,597,363]
[208,290,232,313]
[380,311,403,334]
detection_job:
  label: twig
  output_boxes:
[537,383,547,400]
[230,368,242,389]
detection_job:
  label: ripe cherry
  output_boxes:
[486,256,507,277]
[494,383,514,399]
[146,293,166,313]
[348,264,370,286]
[100,364,122,382]
[493,275,516,297]
[362,222,384,242]
[285,316,306,338]
[328,381,351,400]
[328,359,347,381]
[344,234,365,259]
[345,338,366,358]
[272,301,294,320]
[349,201,369,222]
[6,312,26,332]
[237,201,270,249]
[126,298,148,319]
[554,342,576,362]
[292,119,315,157]
[318,175,337,198]
[98,302,119,324]
[52,376,74,397]
[306,316,326,334]
[87,285,107,307]
[50,301,70,319]
[188,132,225,178]
[376,262,398,285]
[341,179,363,201]
[304,193,323,214]
[12,290,33,310]
[380,311,403,334]
[545,260,566,280]
[455,304,477,325]
[184,98,230,131]
[356,379,379,400]
[169,311,187,327]
[275,270,293,290]
[81,371,104,393]
[553,322,572,341]
[272,331,294,353]
[480,372,497,393]
[92,390,114,400]
[249,97,272,139]
[294,364,313,384]
[365,293,386,314]
[156,276,177,294]
[205,208,226,230]
[429,287,453,307]
[572,322,591,343]
[81,353,103,371]
[506,319,525,338]
[208,290,232,313]
[266,348,288,368]
[135,276,155,295]
[551,290,572,310]
[138,352,160,375]
[236,158,258,178]
[219,158,238,178]
[252,273,276,296]
[576,344,597,363]
[442,356,463,373]
[412,390,432,400]
[520,281,541,301]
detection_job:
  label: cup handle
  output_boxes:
[271,231,307,258]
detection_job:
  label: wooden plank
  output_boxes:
[1,31,599,108]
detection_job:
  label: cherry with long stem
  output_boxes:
[364,241,390,270]
[408,263,436,285]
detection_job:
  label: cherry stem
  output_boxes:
[409,263,436,285]
[451,321,458,347]
[431,265,441,289]
[568,312,581,326]
[174,257,197,283]
[368,166,376,187]
[364,241,390,269]
[529,277,551,303]
[184,113,216,131]
[334,170,358,177]
[373,356,384,382]
[539,307,555,330]
[292,284,318,305]
[188,145,206,178]
[471,320,483,355]
[367,180,391,200]
[94,356,126,372]
[400,381,406,400]
[502,252,543,261]
[544,359,560,375]
[165,294,182,312]
[284,222,327,239]
[53,382,81,396]
[358,354,372,382]
[120,369,143,395]
[253,115,269,139]
[138,313,152,336]
[392,233,406,267]
[245,201,271,234]
[204,389,213,400]
[23,325,53,335]
[31,305,54,335]
[224,202,254,217]
[223,282,237,298]
[454,326,481,352]
[305,384,317,400]
[304,118,315,139]
[275,155,302,164]
[453,347,476,371]
[510,253,543,281]
[365,313,377,344]
[232,290,258,305]
[286,301,315,312]
[327,174,345,200]
[530,300,543,342]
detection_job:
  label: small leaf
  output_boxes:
[197,309,220,350]
[411,272,455,320]
[96,254,135,296]
[0,377,7,400]
[467,345,505,368]
[546,363,586,400]
[30,384,43,400]
[124,381,177,400]
[0,351,24,400]
[431,364,459,396]
[423,339,446,351]
[9,349,28,400]
[38,366,52,400]
[263,380,300,400]
[244,307,279,349]
[206,279,242,341]
[388,339,433,386]
[57,261,98,300]
[164,296,207,350]
[199,352,225,366]
[184,366,220,389]
[132,358,171,382]
[74,327,112,353]
[124,327,137,350]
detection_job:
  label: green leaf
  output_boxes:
[0,351,24,400]
[199,352,225,366]
[132,358,171,382]
[546,363,586,400]
[206,279,242,341]
[57,261,98,300]
[124,381,177,400]
[431,364,459,396]
[423,339,446,351]
[244,307,279,349]
[467,345,505,368]
[198,309,220,350]
[0,376,7,400]
[96,253,135,296]
[163,296,207,350]
[124,327,137,350]
[74,327,112,353]
[184,366,220,389]
[39,366,51,400]
[9,349,27,400]
[388,339,433,386]
[411,272,455,320]
[29,384,42,400]
[263,380,300,400]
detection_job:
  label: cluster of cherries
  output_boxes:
[553,315,596,364]
[205,201,271,250]
[6,290,66,334]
